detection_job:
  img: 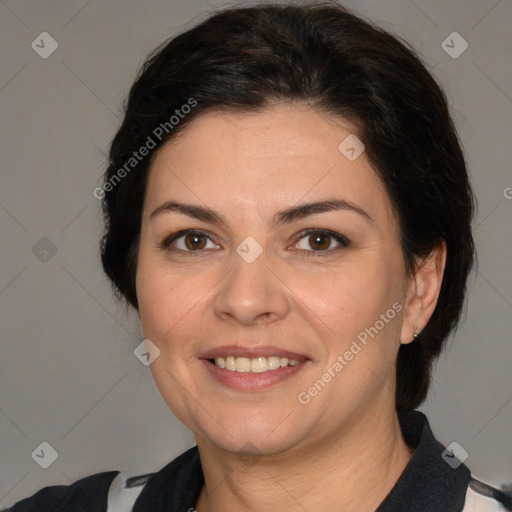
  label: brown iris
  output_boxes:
[308,233,331,250]
[184,233,207,250]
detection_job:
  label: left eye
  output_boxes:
[294,230,350,252]
[164,231,219,252]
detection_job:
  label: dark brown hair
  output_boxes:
[100,2,475,410]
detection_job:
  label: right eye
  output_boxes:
[160,230,220,253]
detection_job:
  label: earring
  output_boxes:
[412,327,422,340]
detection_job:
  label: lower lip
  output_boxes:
[201,359,309,391]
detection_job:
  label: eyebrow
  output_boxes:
[149,198,372,226]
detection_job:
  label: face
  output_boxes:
[136,104,413,457]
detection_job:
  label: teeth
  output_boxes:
[213,356,301,372]
[235,357,251,373]
[267,356,281,370]
[251,357,267,373]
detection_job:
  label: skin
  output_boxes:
[135,103,446,512]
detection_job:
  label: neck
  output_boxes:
[195,403,414,512]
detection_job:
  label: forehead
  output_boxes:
[144,104,394,224]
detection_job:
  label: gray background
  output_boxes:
[0,0,511,507]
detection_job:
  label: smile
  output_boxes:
[200,345,309,391]
[213,356,301,373]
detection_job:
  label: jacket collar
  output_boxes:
[376,410,470,511]
[133,410,470,512]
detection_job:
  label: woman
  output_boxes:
[6,2,511,511]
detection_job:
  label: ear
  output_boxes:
[400,240,447,345]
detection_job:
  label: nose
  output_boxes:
[213,250,290,326]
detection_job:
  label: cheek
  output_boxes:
[136,258,171,336]
[311,258,403,332]
[136,251,189,329]
[136,258,207,428]
[308,254,406,392]
[135,251,217,370]
[306,264,405,405]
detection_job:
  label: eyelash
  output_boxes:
[294,229,350,256]
[159,229,350,256]
[159,229,217,255]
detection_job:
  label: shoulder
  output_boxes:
[4,447,201,512]
[3,470,119,512]
[463,476,512,511]
[106,471,154,512]
[113,447,202,511]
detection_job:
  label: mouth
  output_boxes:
[199,346,310,391]
[210,355,302,373]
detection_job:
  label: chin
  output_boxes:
[193,409,311,457]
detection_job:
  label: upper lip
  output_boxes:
[199,345,308,360]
